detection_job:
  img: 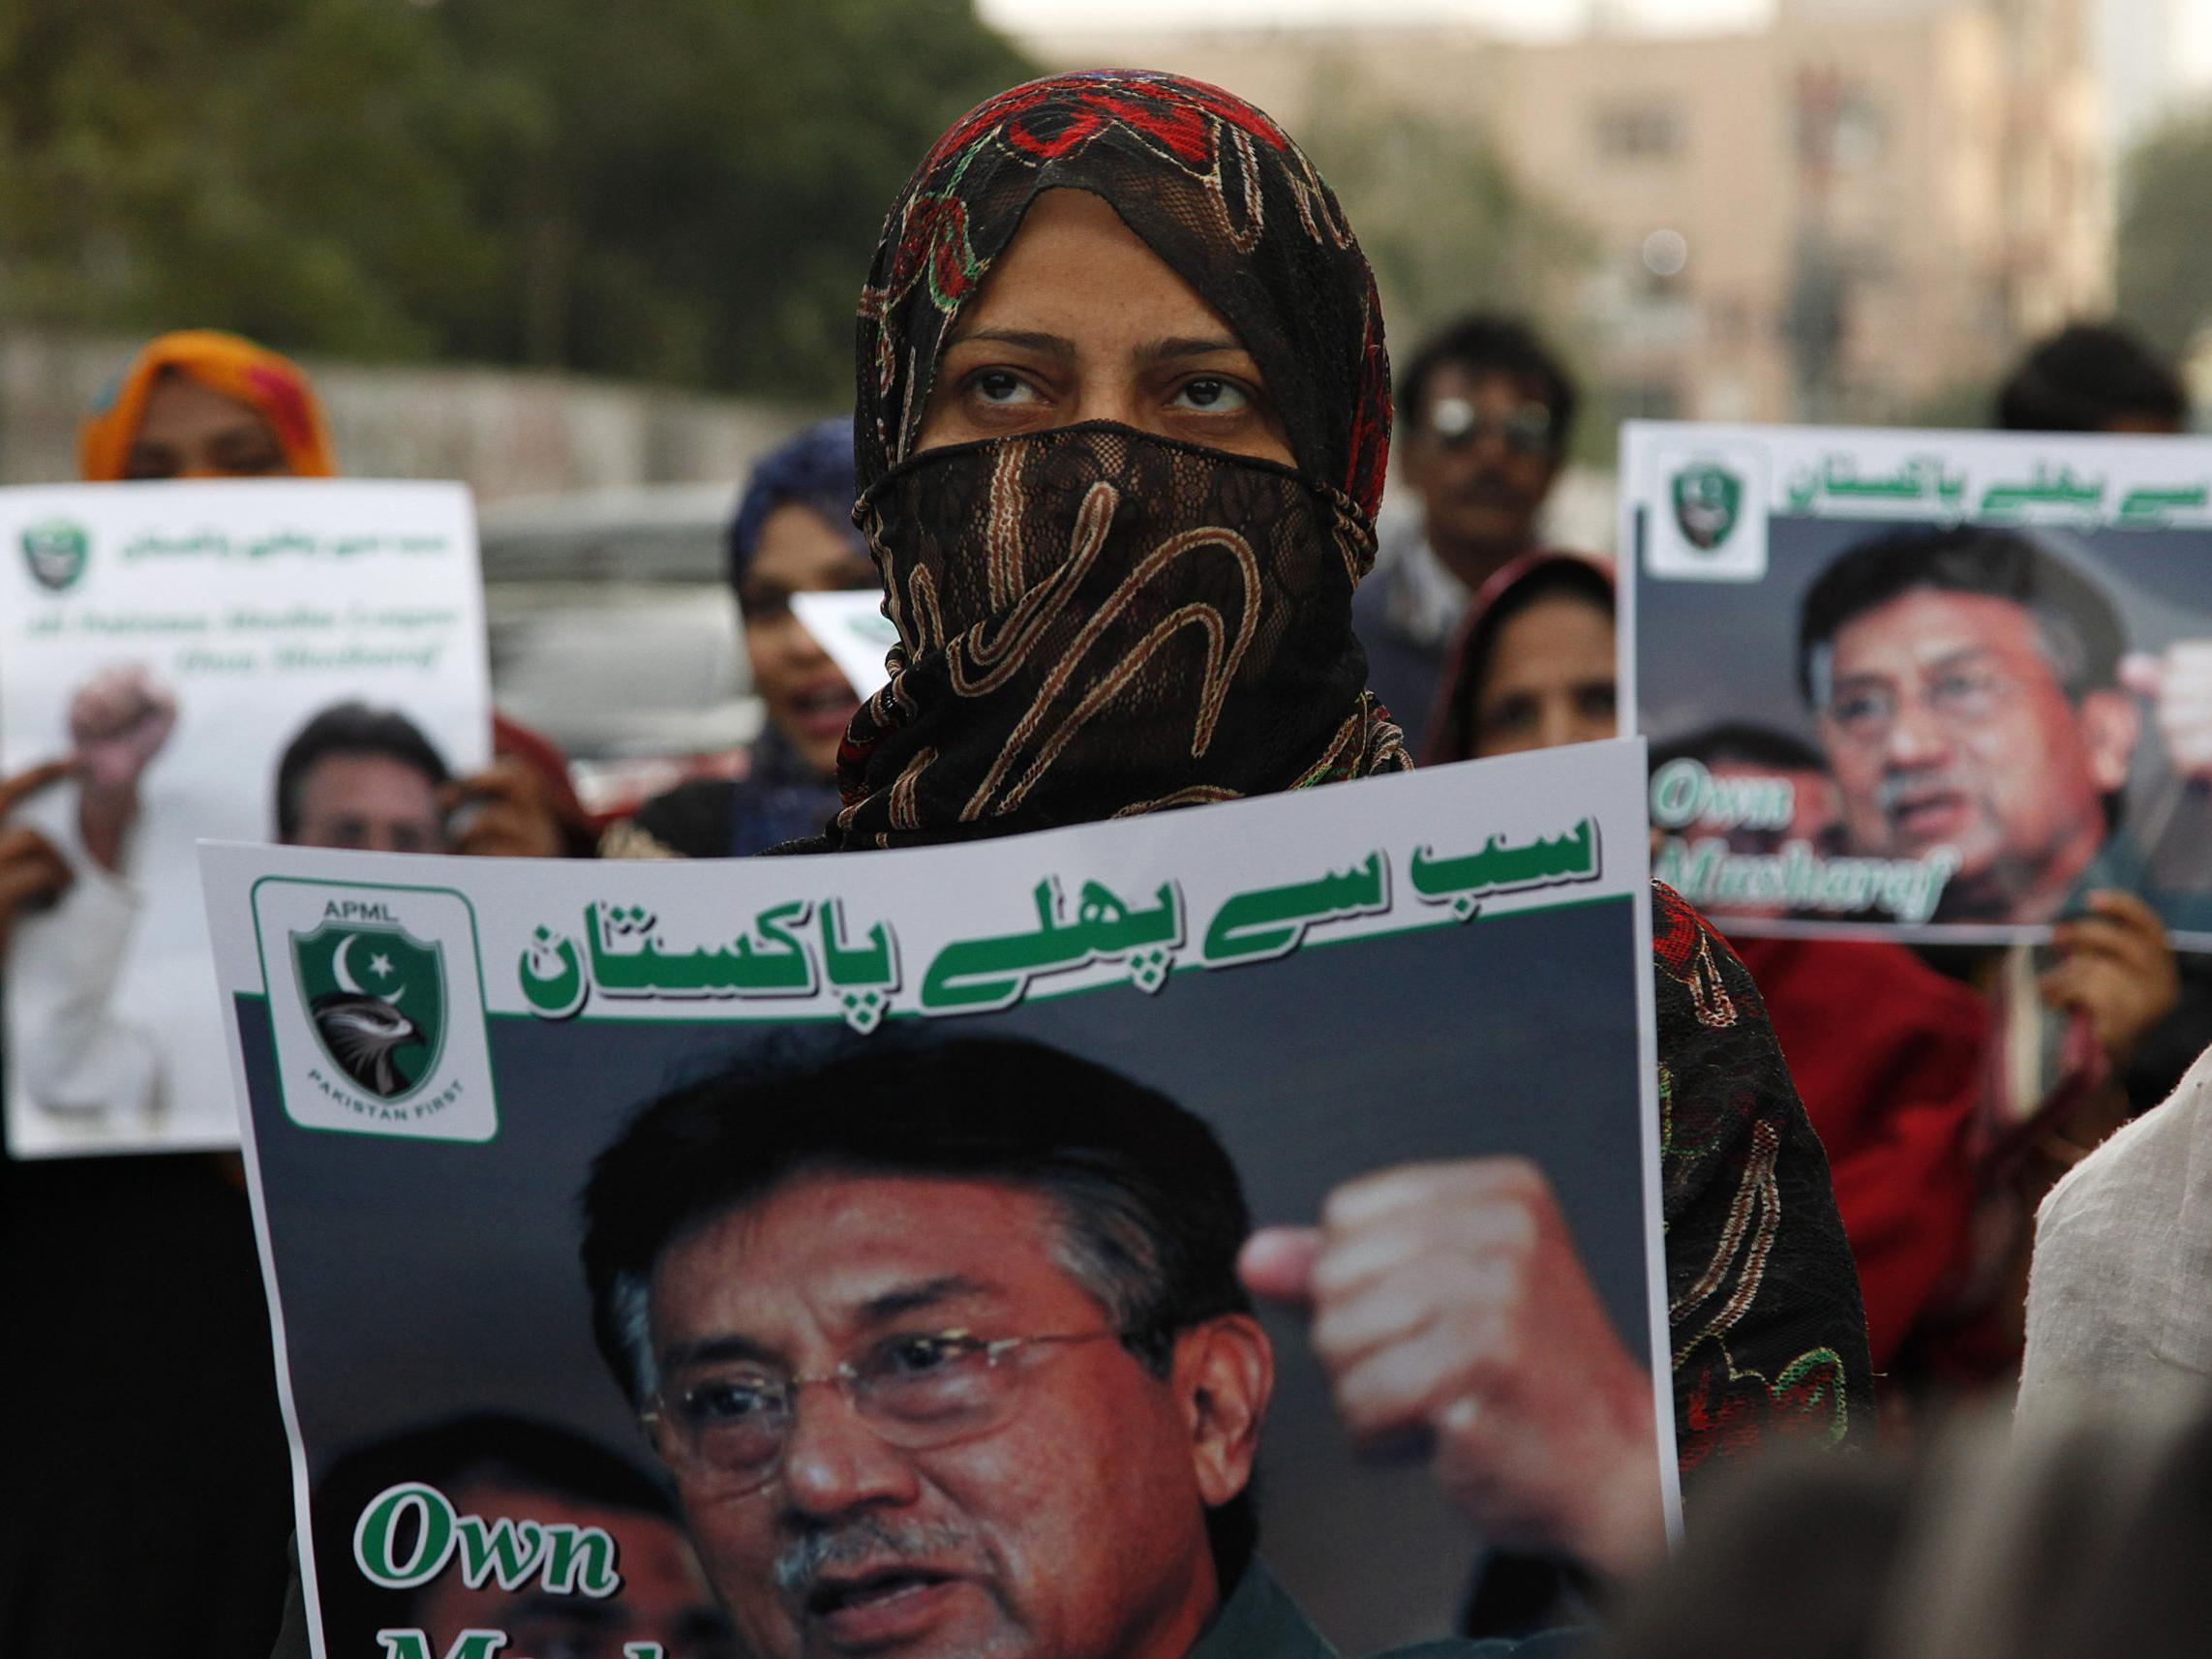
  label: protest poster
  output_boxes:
[789,588,896,700]
[201,739,1670,1659]
[0,480,490,1156]
[1623,421,2212,947]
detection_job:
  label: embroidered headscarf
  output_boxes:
[823,70,1408,849]
[79,330,335,482]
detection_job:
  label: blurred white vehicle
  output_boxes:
[478,484,762,815]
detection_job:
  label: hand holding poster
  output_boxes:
[202,740,1672,1659]
[1625,423,2212,946]
[0,480,490,1154]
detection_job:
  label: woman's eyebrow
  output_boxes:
[1134,335,1246,365]
[947,327,1076,360]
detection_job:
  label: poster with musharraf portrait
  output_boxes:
[1623,421,2212,949]
[200,740,1674,1659]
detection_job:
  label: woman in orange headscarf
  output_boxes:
[77,329,337,483]
[1,329,343,961]
[2,334,343,1654]
[78,328,592,853]
[2,328,590,1654]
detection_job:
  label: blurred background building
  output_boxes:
[2,0,2207,497]
[1016,0,2116,430]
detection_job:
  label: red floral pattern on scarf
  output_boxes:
[857,71,1392,522]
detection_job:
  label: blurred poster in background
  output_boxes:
[790,588,895,700]
[1624,422,2212,948]
[0,480,490,1155]
[200,742,1670,1659]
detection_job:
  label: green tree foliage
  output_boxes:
[0,0,1033,400]
[431,0,1033,397]
[2117,106,2212,360]
[0,0,508,359]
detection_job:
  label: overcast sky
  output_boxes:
[978,0,1775,44]
[979,0,2212,142]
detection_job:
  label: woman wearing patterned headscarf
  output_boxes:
[804,70,1873,1604]
[822,73,1403,847]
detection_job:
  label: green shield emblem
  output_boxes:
[20,520,89,592]
[1671,465,1742,552]
[290,921,446,1100]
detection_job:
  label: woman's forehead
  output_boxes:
[136,371,273,437]
[948,190,1250,361]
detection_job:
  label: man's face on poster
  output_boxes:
[644,1172,1253,1659]
[1815,588,2137,916]
[288,751,448,853]
[411,1482,737,1658]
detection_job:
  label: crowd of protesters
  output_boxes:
[1,65,2207,1659]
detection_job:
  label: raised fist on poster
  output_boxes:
[2121,642,2212,785]
[1240,1157,1667,1581]
[68,664,179,873]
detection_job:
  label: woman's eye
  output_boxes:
[211,435,285,474]
[123,448,180,480]
[740,589,792,621]
[1172,377,1250,412]
[971,371,1039,407]
[1479,693,1537,738]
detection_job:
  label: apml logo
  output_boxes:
[254,880,497,1141]
[1646,439,1771,582]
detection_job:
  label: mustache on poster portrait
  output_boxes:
[1874,769,1975,813]
[773,1514,982,1598]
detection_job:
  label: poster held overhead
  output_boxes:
[0,479,490,1156]
[1624,422,2212,948]
[200,741,1674,1659]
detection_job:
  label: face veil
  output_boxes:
[815,71,1410,851]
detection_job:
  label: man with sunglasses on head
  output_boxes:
[1353,316,1578,756]
[581,1035,1587,1659]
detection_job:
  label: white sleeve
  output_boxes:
[9,862,161,1120]
[2019,1060,2212,1420]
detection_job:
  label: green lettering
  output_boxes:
[354,1482,458,1588]
[542,1523,622,1597]
[375,1633,507,1659]
[456,1516,547,1591]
